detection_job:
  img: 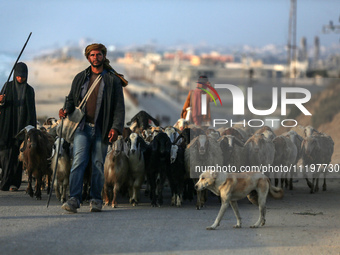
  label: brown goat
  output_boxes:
[18,128,54,200]
[103,136,130,207]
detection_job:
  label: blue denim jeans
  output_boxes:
[69,123,107,204]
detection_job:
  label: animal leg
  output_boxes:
[157,171,166,207]
[35,176,42,200]
[55,182,62,202]
[128,180,133,204]
[176,194,182,207]
[305,178,313,193]
[148,173,157,207]
[322,176,327,191]
[207,201,229,230]
[26,172,34,197]
[251,194,266,228]
[196,190,207,210]
[314,177,319,193]
[103,184,111,206]
[62,179,68,203]
[230,201,242,228]
[113,184,119,208]
[183,179,194,201]
[46,173,51,195]
[288,176,293,190]
[171,194,176,206]
[131,178,143,206]
[196,190,202,210]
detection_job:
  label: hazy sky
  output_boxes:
[1,0,339,54]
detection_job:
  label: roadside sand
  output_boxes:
[27,59,88,119]
[27,59,139,122]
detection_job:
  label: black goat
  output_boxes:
[145,132,171,207]
[169,144,186,206]
[127,110,160,133]
[173,128,196,202]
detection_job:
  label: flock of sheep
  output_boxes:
[16,111,335,209]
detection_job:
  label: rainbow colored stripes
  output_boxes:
[198,84,223,106]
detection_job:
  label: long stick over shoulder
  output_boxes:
[1,32,32,95]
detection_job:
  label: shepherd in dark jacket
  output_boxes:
[0,62,37,191]
[60,43,125,213]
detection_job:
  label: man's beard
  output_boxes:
[90,59,104,68]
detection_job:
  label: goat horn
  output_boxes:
[47,143,56,161]
[15,128,27,139]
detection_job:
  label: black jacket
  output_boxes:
[66,66,125,144]
[0,81,36,149]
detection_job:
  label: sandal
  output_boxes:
[9,186,18,192]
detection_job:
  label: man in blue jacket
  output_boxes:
[60,43,125,213]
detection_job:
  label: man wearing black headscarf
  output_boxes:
[0,62,36,191]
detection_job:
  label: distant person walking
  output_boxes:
[181,75,213,126]
[60,43,125,213]
[0,62,37,191]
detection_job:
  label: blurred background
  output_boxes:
[0,0,339,130]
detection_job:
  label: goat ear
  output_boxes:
[234,137,245,147]
[123,142,129,158]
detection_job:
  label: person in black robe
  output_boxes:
[0,62,36,191]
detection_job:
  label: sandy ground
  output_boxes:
[27,59,88,119]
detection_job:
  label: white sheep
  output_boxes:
[272,135,297,189]
[304,125,321,137]
[301,132,334,193]
[185,134,224,209]
[218,135,248,171]
[284,130,304,164]
[51,138,71,203]
[245,133,275,167]
[254,126,276,140]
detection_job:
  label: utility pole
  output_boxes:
[287,0,297,79]
[322,17,340,41]
[313,36,320,69]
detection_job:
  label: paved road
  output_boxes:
[1,176,340,255]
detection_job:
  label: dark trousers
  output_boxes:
[0,144,23,191]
